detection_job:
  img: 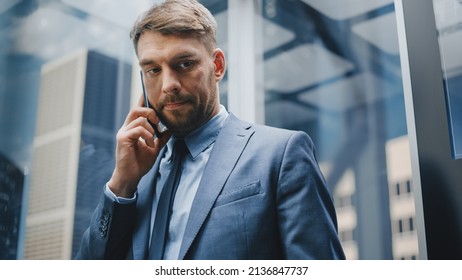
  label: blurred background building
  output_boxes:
[0,0,461,259]
[0,152,25,259]
[25,50,130,259]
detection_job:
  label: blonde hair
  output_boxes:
[130,0,217,54]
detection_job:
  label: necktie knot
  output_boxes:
[173,139,188,158]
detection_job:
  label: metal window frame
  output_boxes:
[396,0,462,260]
[227,0,264,124]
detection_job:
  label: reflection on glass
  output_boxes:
[0,0,421,260]
[261,0,417,259]
[433,0,462,159]
[0,0,226,259]
[1,0,140,260]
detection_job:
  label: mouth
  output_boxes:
[163,101,189,110]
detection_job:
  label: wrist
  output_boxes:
[107,175,138,198]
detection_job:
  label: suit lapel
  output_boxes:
[178,114,254,259]
[131,148,166,260]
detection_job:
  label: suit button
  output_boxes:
[99,211,110,237]
[99,226,107,237]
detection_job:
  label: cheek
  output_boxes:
[187,71,209,93]
[146,81,161,99]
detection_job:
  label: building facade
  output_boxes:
[0,153,25,259]
[25,50,130,259]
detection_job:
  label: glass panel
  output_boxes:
[203,0,229,108]
[0,0,227,259]
[260,0,417,259]
[433,0,462,159]
[1,0,151,260]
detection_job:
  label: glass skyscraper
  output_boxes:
[0,153,24,259]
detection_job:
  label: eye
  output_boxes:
[147,67,161,75]
[177,61,194,70]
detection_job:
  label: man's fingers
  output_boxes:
[122,107,160,128]
[120,126,154,145]
[136,93,160,125]
[124,116,154,135]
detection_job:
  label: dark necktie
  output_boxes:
[148,139,188,259]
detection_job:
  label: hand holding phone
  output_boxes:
[140,70,168,138]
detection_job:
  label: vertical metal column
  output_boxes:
[395,0,462,259]
[228,0,264,124]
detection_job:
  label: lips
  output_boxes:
[163,101,188,110]
[160,95,193,111]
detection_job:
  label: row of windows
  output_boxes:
[397,217,415,234]
[339,218,416,240]
[399,255,418,260]
[339,218,416,243]
[393,179,413,196]
[336,178,413,210]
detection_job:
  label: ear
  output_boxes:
[212,48,226,81]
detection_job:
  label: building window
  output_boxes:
[396,216,416,234]
[406,179,412,193]
[409,217,414,232]
[392,178,413,197]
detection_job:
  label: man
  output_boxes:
[76,0,345,260]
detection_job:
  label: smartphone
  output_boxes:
[140,70,168,138]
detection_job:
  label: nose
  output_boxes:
[161,69,181,94]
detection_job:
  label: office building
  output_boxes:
[25,50,131,259]
[386,136,418,260]
[331,136,419,260]
[0,153,25,259]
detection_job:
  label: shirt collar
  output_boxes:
[170,105,228,159]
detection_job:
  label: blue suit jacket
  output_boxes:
[76,114,345,259]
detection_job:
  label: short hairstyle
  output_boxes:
[130,0,217,55]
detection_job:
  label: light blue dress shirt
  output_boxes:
[105,105,228,259]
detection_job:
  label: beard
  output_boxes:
[156,73,218,137]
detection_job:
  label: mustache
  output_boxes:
[158,94,194,107]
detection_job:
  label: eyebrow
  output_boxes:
[174,53,196,60]
[139,52,197,67]
[139,58,155,67]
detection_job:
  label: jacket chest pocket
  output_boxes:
[214,180,261,207]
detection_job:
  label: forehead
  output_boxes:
[137,31,208,64]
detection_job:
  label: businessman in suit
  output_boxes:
[76,0,345,260]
